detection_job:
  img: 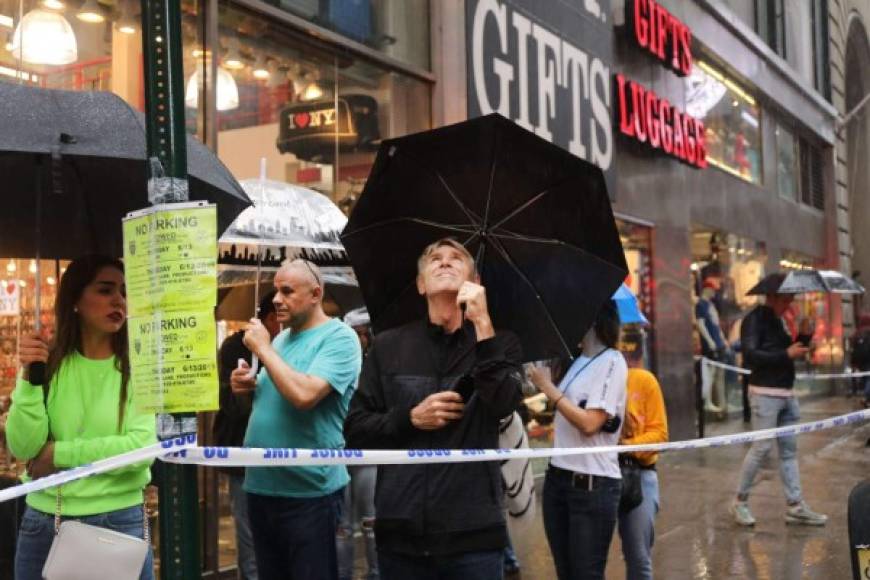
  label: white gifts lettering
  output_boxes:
[470,0,613,171]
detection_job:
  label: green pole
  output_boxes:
[140,1,201,579]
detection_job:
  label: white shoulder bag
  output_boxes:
[42,487,150,580]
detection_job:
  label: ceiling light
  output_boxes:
[301,82,323,101]
[252,55,270,80]
[42,0,65,9]
[185,68,239,111]
[5,261,15,273]
[223,46,244,70]
[29,260,37,273]
[76,0,105,23]
[10,9,77,65]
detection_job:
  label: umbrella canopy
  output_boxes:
[613,284,649,325]
[747,270,865,295]
[341,114,627,362]
[0,83,251,259]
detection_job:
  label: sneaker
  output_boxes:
[730,501,756,526]
[785,501,828,526]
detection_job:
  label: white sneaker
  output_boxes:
[785,501,828,526]
[730,501,756,526]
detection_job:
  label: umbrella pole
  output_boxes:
[249,158,267,377]
[29,158,45,385]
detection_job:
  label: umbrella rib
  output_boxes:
[482,125,499,230]
[391,147,483,226]
[489,189,551,232]
[486,236,572,358]
[342,217,478,239]
[490,230,626,275]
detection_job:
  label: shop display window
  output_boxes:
[212,2,431,215]
[776,123,799,201]
[265,0,430,70]
[685,60,762,185]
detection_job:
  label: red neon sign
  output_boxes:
[627,0,692,76]
[615,74,707,168]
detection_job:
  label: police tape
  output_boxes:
[0,434,198,504]
[700,356,870,379]
[1,410,868,504]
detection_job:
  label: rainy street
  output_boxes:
[504,395,870,580]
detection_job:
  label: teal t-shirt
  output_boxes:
[243,318,362,498]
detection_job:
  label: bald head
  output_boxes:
[273,259,325,330]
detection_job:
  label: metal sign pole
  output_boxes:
[140,1,201,579]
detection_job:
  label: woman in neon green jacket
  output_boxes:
[8,255,156,580]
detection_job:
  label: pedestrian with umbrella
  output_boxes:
[730,272,828,527]
[341,114,627,579]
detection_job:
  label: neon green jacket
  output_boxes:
[7,352,156,516]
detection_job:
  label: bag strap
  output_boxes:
[558,348,611,394]
[53,486,150,543]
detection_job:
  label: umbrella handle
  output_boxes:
[249,355,259,379]
[29,362,46,385]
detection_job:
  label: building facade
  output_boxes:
[435,0,844,439]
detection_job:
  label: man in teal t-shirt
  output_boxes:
[231,259,361,580]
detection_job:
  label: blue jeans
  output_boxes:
[247,490,343,580]
[618,469,660,580]
[228,474,258,580]
[378,549,503,580]
[542,469,621,580]
[15,504,154,580]
[337,465,379,580]
[736,395,803,504]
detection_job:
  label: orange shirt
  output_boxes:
[620,368,669,466]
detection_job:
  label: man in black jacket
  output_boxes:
[730,279,827,527]
[344,238,523,580]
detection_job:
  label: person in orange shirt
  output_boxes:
[617,329,668,580]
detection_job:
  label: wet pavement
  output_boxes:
[506,394,870,579]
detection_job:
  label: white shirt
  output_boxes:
[550,349,628,479]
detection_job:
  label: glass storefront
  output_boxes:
[685,60,762,185]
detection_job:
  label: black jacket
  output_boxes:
[344,319,523,556]
[213,331,253,476]
[740,305,795,388]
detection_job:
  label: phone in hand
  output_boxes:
[796,333,812,347]
[453,374,475,402]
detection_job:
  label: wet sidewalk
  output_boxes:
[507,395,870,579]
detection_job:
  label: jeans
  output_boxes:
[736,395,802,504]
[618,469,660,580]
[337,465,379,580]
[15,504,154,580]
[503,531,520,572]
[378,549,503,580]
[228,474,258,580]
[248,489,343,580]
[542,469,621,580]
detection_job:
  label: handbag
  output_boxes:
[618,456,644,514]
[42,486,149,580]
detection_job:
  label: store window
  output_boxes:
[755,0,786,58]
[798,137,825,210]
[690,227,766,413]
[776,123,798,201]
[212,1,431,212]
[685,60,762,185]
[263,0,430,70]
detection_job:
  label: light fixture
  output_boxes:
[29,259,36,273]
[42,0,65,9]
[47,276,56,285]
[115,0,138,34]
[76,0,105,23]
[301,82,323,101]
[185,68,239,111]
[0,14,13,28]
[5,260,15,273]
[18,280,27,288]
[223,46,245,70]
[252,55,270,80]
[10,8,78,65]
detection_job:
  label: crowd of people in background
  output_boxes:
[7,244,855,580]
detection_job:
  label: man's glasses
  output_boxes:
[293,259,321,288]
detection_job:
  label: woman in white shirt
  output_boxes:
[530,300,627,580]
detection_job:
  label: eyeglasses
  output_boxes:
[293,259,321,288]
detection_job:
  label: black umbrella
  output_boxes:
[747,270,865,295]
[0,83,251,259]
[341,114,627,362]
